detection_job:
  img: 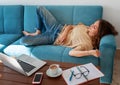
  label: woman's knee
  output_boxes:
[37,6,47,15]
[20,37,32,46]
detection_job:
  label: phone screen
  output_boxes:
[34,74,42,82]
[32,73,43,84]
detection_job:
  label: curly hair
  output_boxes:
[92,19,118,49]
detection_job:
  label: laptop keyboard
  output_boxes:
[17,59,35,73]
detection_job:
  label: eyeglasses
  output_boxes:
[70,66,89,80]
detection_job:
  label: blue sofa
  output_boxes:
[0,5,117,84]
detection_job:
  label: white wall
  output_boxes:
[0,0,120,49]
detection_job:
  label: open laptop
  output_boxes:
[0,53,46,76]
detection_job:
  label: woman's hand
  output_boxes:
[56,33,67,44]
[56,25,73,44]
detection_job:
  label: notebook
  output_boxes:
[62,63,104,85]
[0,53,46,76]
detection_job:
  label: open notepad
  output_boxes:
[62,63,104,85]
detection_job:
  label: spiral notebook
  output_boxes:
[62,63,104,85]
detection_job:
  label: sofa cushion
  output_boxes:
[31,45,66,61]
[31,45,99,65]
[0,6,4,33]
[73,6,103,25]
[24,6,39,33]
[0,34,22,51]
[45,6,74,25]
[62,48,99,65]
[0,5,24,34]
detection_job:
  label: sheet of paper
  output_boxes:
[62,63,104,85]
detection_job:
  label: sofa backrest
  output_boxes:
[0,5,103,33]
[46,6,103,25]
[24,5,103,32]
[24,6,39,32]
[0,5,24,34]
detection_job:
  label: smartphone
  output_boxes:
[32,72,43,84]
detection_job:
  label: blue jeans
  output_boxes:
[20,6,63,46]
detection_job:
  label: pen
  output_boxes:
[69,70,74,81]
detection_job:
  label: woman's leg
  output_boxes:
[37,6,61,31]
[37,6,63,41]
[20,32,54,46]
[20,6,63,46]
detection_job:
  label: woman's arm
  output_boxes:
[57,25,74,43]
[69,49,100,57]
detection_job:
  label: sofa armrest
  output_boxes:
[99,35,116,84]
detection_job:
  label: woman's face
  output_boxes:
[88,20,99,37]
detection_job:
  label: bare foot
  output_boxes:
[23,29,41,36]
[89,49,100,57]
[35,29,41,35]
[23,31,30,36]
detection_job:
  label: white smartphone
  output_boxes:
[32,72,43,84]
